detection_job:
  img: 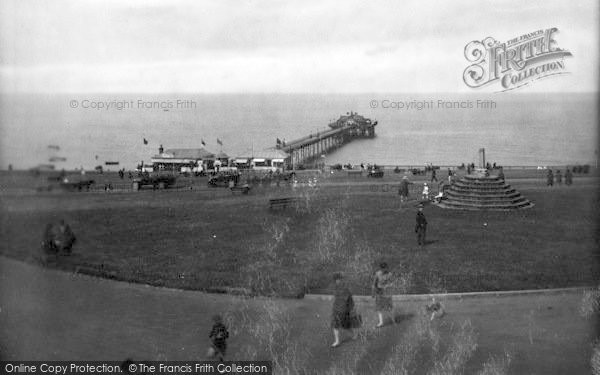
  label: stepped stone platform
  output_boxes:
[437,174,534,210]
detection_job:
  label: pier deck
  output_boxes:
[277,111,377,167]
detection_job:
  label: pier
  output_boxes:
[277,112,377,168]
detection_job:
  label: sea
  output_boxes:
[0,92,597,170]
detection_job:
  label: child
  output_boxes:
[422,183,429,201]
[207,314,229,361]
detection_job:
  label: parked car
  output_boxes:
[208,172,240,187]
[132,172,176,190]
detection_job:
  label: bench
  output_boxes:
[269,197,301,210]
[231,185,250,195]
[367,170,384,178]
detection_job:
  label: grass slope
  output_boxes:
[1,178,598,296]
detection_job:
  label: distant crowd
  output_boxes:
[546,168,573,186]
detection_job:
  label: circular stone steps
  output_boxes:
[445,189,520,198]
[437,174,534,210]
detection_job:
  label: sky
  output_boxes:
[0,0,598,93]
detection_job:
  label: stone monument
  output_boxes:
[437,149,533,210]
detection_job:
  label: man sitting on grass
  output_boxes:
[41,220,76,261]
[54,220,76,255]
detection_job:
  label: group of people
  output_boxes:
[323,205,431,348]
[41,220,76,258]
[329,264,395,348]
[117,168,134,179]
[40,215,431,360]
[546,168,573,186]
[399,176,439,205]
[429,168,455,183]
[37,184,433,360]
[204,265,389,356]
[206,259,443,357]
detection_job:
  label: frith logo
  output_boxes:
[463,28,572,91]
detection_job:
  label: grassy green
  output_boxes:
[1,174,598,296]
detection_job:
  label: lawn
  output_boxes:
[0,176,598,296]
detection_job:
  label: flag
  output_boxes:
[217,138,223,146]
[201,139,206,146]
[143,138,148,145]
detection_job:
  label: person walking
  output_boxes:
[372,262,394,328]
[207,314,229,361]
[555,170,562,185]
[415,204,428,246]
[546,169,554,186]
[430,168,437,183]
[398,176,412,202]
[565,168,573,185]
[331,273,359,347]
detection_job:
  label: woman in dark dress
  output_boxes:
[372,262,393,327]
[398,176,411,202]
[331,273,358,347]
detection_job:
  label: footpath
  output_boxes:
[0,256,596,374]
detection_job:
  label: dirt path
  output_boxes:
[0,256,596,374]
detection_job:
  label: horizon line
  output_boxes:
[0,91,597,95]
